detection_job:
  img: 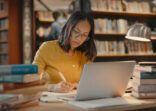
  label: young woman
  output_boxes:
[33,11,97,93]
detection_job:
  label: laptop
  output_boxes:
[75,61,136,101]
[40,61,136,102]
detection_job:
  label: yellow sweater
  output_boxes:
[33,40,89,83]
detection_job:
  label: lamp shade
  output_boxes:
[125,23,151,42]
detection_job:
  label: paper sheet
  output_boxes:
[39,91,76,103]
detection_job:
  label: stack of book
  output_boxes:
[0,64,41,92]
[0,93,39,110]
[132,62,156,98]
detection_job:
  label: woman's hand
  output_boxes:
[48,81,75,93]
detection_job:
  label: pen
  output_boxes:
[45,69,66,82]
[58,71,66,82]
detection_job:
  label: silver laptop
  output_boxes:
[75,61,136,101]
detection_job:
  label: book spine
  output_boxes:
[0,74,39,83]
[0,84,4,92]
[140,73,156,79]
[132,91,156,99]
[133,69,156,79]
[0,75,24,83]
[0,64,38,75]
[136,66,156,72]
[133,77,156,85]
[133,84,156,93]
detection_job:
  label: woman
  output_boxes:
[33,11,97,93]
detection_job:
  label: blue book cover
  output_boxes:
[0,64,38,75]
[135,72,156,79]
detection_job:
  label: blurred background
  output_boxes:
[0,0,156,65]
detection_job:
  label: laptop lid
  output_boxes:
[75,61,136,101]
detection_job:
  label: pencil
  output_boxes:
[58,71,66,82]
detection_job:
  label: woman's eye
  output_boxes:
[84,34,88,37]
[74,30,79,34]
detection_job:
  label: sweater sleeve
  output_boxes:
[32,42,47,79]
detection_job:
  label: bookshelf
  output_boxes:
[89,0,156,62]
[0,0,22,64]
[92,11,156,18]
[34,11,54,51]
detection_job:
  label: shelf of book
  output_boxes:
[0,0,22,64]
[0,52,7,55]
[0,28,8,32]
[0,41,7,43]
[34,11,54,51]
[95,33,156,41]
[90,0,156,62]
[95,33,126,36]
[0,12,8,19]
[96,54,156,58]
[95,54,156,62]
[92,11,156,18]
[151,36,156,40]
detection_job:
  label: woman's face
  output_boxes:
[70,20,91,50]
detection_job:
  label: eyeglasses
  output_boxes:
[71,29,89,40]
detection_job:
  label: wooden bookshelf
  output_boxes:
[0,12,8,19]
[0,52,7,55]
[34,11,54,51]
[95,33,126,37]
[95,33,155,40]
[0,0,22,64]
[90,0,156,62]
[95,54,156,62]
[97,54,156,58]
[0,40,8,43]
[92,11,156,18]
[151,36,156,40]
[0,27,8,31]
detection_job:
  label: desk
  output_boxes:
[6,85,156,111]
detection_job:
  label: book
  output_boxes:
[0,80,45,92]
[0,74,39,83]
[133,77,156,85]
[133,71,156,79]
[0,94,20,102]
[139,62,156,66]
[0,94,39,110]
[135,65,156,73]
[0,64,38,75]
[133,83,156,93]
[132,90,156,99]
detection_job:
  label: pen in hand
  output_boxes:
[58,71,66,82]
[47,70,75,92]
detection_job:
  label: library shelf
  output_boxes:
[92,11,156,18]
[0,12,8,19]
[96,54,156,58]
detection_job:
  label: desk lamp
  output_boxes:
[125,23,151,42]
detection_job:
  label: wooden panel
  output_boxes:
[8,0,22,64]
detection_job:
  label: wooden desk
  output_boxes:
[6,85,156,111]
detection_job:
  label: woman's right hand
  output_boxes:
[48,81,75,93]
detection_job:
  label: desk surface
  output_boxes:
[6,85,156,111]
